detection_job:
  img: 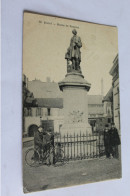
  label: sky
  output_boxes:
[23,12,118,96]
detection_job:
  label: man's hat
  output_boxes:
[72,29,77,35]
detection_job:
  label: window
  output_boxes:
[47,108,51,116]
[28,108,32,116]
[24,108,28,116]
[36,108,42,116]
[108,118,111,123]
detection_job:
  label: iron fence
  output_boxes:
[54,132,105,162]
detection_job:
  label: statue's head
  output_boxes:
[72,29,77,35]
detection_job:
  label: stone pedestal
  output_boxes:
[58,72,92,135]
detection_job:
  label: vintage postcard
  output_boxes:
[22,12,121,193]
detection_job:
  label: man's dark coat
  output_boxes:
[109,127,120,146]
[104,130,110,146]
[34,130,43,148]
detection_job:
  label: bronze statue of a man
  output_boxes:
[65,29,82,72]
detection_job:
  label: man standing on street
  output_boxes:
[34,125,44,160]
[109,122,121,159]
[104,124,110,158]
[42,128,54,165]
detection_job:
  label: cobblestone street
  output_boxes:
[23,146,121,193]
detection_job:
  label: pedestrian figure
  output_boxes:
[43,129,52,151]
[104,124,110,158]
[42,129,54,165]
[109,123,120,159]
[34,125,44,160]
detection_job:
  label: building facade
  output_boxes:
[102,87,113,129]
[23,78,109,136]
[88,95,104,132]
[22,74,38,137]
[24,98,64,137]
[24,95,105,136]
[109,54,120,132]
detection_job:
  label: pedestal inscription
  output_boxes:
[59,73,91,135]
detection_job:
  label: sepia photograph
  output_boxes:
[22,12,121,193]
